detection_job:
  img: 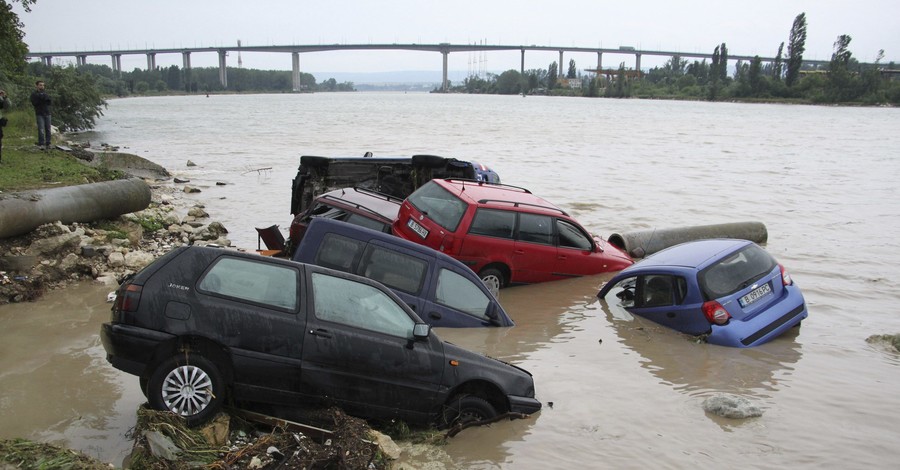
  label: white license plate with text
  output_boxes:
[739,282,772,307]
[407,218,429,239]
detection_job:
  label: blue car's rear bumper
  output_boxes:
[708,288,808,348]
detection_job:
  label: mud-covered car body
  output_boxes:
[100,246,539,426]
[290,154,500,216]
[287,187,401,255]
[597,239,807,347]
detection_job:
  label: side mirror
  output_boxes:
[485,305,502,327]
[413,323,431,339]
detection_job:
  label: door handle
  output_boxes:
[514,249,526,255]
[308,328,333,339]
[429,311,442,320]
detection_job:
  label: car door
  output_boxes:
[513,212,559,283]
[554,218,605,277]
[421,263,506,327]
[193,255,307,399]
[631,274,708,335]
[301,271,445,418]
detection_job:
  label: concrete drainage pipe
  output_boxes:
[0,178,151,239]
[607,221,768,259]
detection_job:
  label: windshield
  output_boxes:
[406,182,467,232]
[699,244,777,298]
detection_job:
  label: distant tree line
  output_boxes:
[446,13,900,105]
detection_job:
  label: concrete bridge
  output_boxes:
[25,43,833,92]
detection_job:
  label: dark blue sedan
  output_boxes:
[597,239,807,347]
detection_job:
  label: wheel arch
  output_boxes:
[479,263,511,287]
[446,379,509,414]
[142,335,234,385]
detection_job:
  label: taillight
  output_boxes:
[702,300,731,325]
[114,284,143,312]
[779,264,793,286]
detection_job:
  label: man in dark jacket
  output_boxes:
[30,80,52,150]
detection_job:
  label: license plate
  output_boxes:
[407,218,429,239]
[739,282,772,307]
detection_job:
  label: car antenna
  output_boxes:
[639,227,658,259]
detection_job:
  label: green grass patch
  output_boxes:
[0,110,117,191]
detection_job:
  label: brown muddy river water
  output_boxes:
[2,94,899,468]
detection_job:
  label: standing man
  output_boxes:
[0,89,10,163]
[30,80,52,150]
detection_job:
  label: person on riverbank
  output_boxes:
[30,81,52,151]
[0,89,10,163]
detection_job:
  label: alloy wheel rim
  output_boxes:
[482,275,501,297]
[161,365,214,417]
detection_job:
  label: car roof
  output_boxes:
[303,217,460,263]
[636,238,752,270]
[433,179,566,216]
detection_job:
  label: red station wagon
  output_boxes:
[392,179,633,293]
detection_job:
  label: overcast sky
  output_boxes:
[14,0,900,74]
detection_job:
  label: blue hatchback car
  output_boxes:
[597,239,807,347]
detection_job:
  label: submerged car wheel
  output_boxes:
[148,355,225,426]
[479,268,505,297]
[442,395,498,427]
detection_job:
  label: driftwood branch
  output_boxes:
[444,412,529,438]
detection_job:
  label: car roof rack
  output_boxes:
[350,186,405,203]
[475,199,568,216]
[442,178,531,194]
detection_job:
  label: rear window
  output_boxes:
[407,182,467,232]
[699,244,777,298]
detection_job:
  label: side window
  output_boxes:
[517,213,553,245]
[199,257,298,310]
[469,209,515,239]
[311,273,414,338]
[314,234,365,272]
[359,245,427,294]
[434,268,490,320]
[639,275,675,308]
[557,219,593,250]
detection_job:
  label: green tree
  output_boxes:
[826,34,854,102]
[786,12,807,87]
[495,69,523,94]
[773,42,784,80]
[44,65,108,131]
[718,43,729,81]
[548,61,558,89]
[567,59,577,79]
[748,56,763,95]
[0,0,34,80]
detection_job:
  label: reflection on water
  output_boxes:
[597,295,803,398]
[0,282,144,466]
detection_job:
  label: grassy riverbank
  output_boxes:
[0,110,120,192]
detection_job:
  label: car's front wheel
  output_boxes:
[441,395,498,427]
[479,268,505,297]
[147,354,225,426]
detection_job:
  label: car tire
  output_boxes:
[441,395,498,427]
[479,268,505,297]
[147,354,226,427]
[411,154,447,169]
[139,376,149,398]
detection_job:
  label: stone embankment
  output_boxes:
[0,181,232,304]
